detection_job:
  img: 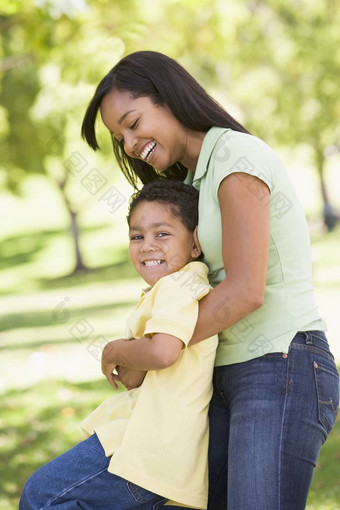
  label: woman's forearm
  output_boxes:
[189,275,263,345]
[189,174,270,346]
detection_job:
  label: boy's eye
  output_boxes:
[157,232,170,238]
[130,234,143,241]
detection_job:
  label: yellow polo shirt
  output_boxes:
[191,127,326,366]
[81,261,218,509]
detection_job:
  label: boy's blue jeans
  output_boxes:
[207,331,339,510]
[19,433,168,510]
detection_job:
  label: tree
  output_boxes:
[220,0,340,229]
[0,0,128,272]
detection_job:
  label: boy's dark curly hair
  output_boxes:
[127,179,199,233]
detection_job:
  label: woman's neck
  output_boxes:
[180,129,207,173]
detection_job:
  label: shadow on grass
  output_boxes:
[0,234,51,270]
[0,299,135,335]
[0,225,137,296]
[0,227,79,271]
[37,258,137,290]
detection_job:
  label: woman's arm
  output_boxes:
[190,172,270,345]
[102,333,183,387]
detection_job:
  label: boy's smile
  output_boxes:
[129,200,201,287]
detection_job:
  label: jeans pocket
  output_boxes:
[126,481,167,507]
[313,360,339,434]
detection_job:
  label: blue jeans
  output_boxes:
[19,433,167,510]
[207,331,339,510]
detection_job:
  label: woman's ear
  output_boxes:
[191,226,202,260]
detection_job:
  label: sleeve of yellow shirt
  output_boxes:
[144,262,211,347]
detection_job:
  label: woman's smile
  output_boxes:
[138,140,157,161]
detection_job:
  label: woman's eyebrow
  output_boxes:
[118,110,136,125]
[110,110,137,135]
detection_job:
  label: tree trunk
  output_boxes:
[314,147,340,231]
[69,208,87,272]
[55,175,87,273]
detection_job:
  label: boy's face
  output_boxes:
[129,200,201,286]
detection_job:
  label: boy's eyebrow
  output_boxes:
[129,222,174,231]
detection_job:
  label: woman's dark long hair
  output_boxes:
[81,50,250,189]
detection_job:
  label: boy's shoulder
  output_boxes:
[173,260,209,279]
[153,261,211,301]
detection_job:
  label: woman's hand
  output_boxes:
[116,366,147,390]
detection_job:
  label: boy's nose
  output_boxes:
[141,237,157,252]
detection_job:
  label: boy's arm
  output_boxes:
[102,334,183,388]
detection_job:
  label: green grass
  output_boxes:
[0,177,339,509]
[0,380,115,509]
[306,414,340,509]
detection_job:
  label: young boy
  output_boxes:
[20,180,217,510]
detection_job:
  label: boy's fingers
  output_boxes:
[106,372,119,390]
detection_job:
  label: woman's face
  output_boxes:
[100,89,191,172]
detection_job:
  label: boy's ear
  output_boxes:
[191,226,202,260]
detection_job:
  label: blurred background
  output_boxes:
[0,0,339,508]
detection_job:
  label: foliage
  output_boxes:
[213,0,340,228]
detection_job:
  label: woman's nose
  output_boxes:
[123,132,137,158]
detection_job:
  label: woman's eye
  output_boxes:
[129,119,138,129]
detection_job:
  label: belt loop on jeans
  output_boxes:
[304,331,312,345]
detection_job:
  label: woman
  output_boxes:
[81,51,339,510]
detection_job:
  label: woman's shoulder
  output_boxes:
[209,127,282,171]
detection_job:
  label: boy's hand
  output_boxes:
[116,366,147,390]
[101,339,147,390]
[102,361,118,389]
[101,340,125,389]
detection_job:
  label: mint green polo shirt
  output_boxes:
[192,127,326,366]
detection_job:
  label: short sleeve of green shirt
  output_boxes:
[209,129,274,197]
[192,127,326,366]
